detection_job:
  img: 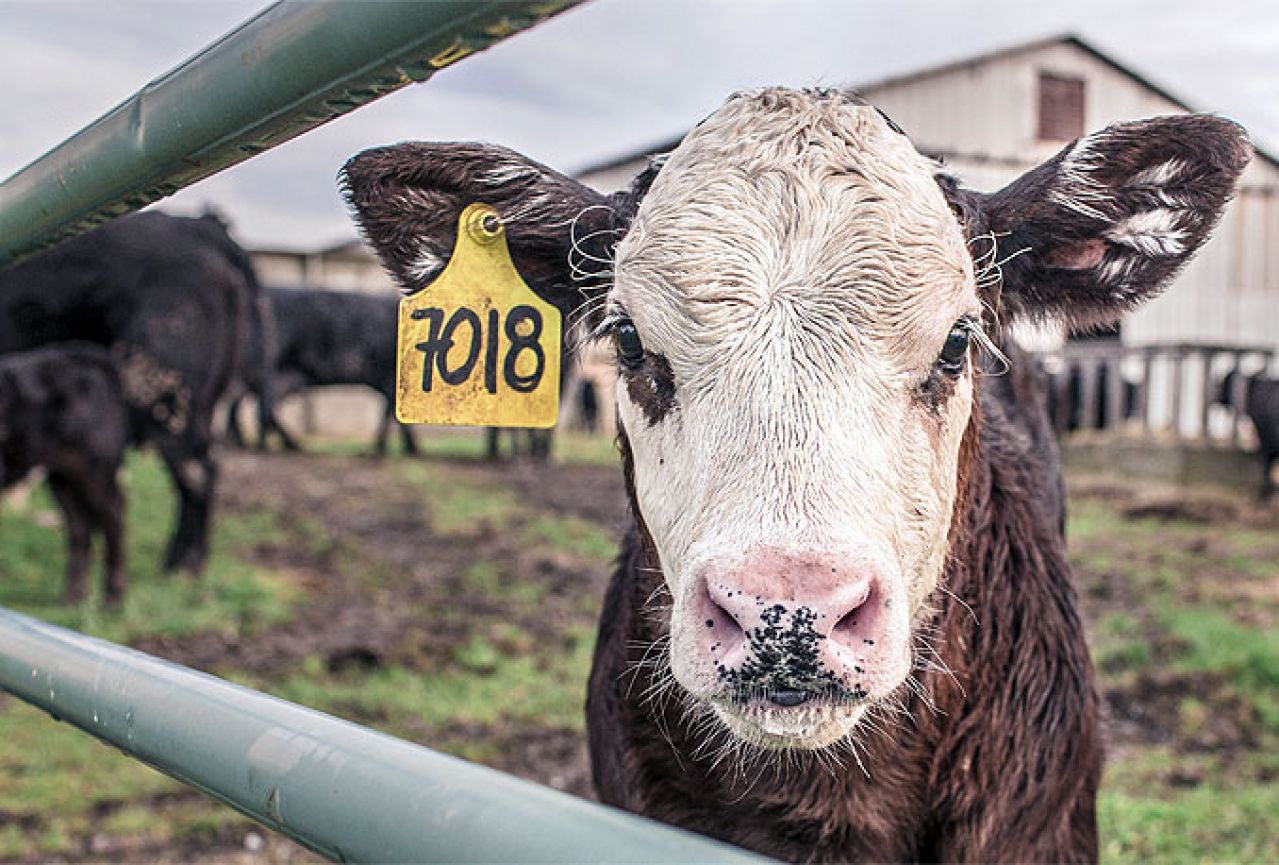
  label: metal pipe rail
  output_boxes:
[0,607,766,863]
[0,0,585,267]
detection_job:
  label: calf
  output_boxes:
[0,211,255,572]
[1219,368,1279,500]
[342,90,1248,862]
[0,344,129,603]
[226,286,416,455]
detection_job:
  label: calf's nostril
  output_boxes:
[768,689,813,708]
[701,583,748,648]
[829,583,876,647]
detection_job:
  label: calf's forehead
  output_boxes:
[613,90,976,367]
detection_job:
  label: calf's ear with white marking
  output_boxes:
[948,114,1251,329]
[339,142,629,312]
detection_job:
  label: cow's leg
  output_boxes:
[225,393,249,448]
[485,427,501,462]
[268,412,302,452]
[157,433,216,573]
[399,420,418,456]
[374,401,393,457]
[47,474,92,604]
[83,471,128,605]
[531,430,553,462]
[265,376,303,451]
[255,387,276,452]
[1261,450,1277,502]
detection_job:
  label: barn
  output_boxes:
[576,34,1279,447]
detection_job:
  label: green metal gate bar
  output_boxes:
[0,0,584,268]
[0,607,766,863]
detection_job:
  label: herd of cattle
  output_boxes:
[0,210,570,604]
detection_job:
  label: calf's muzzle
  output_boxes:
[694,549,898,703]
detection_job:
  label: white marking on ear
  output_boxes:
[407,244,443,283]
[1098,253,1138,287]
[1128,159,1189,187]
[1049,138,1111,221]
[479,162,540,187]
[1105,209,1187,257]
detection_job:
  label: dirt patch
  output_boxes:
[1104,669,1263,752]
[504,460,631,531]
[1121,498,1240,524]
[153,451,618,743]
[1072,474,1279,530]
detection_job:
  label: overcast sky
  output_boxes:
[3,0,1279,250]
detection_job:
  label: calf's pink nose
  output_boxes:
[694,550,887,688]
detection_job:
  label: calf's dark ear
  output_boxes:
[950,115,1251,330]
[339,142,620,310]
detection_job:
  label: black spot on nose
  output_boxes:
[768,689,813,708]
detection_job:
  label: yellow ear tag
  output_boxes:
[395,204,561,428]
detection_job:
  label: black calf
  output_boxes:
[0,344,129,603]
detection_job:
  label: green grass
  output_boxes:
[308,427,489,461]
[0,443,613,858]
[5,449,1275,862]
[1068,490,1279,864]
[1158,606,1279,733]
[0,452,298,644]
[522,514,616,566]
[263,625,595,736]
[1093,611,1152,674]
[396,460,520,536]
[554,431,620,467]
[460,561,547,605]
[1101,783,1279,864]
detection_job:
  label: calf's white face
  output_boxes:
[609,91,980,747]
[341,87,1249,755]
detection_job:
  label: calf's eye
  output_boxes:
[937,323,971,374]
[615,320,645,369]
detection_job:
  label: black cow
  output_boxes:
[0,344,129,603]
[1218,368,1279,500]
[225,286,416,455]
[0,211,255,572]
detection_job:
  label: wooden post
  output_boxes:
[1169,348,1184,440]
[1106,354,1124,433]
[1230,353,1252,447]
[1080,357,1099,431]
[1199,350,1215,442]
[1141,348,1156,436]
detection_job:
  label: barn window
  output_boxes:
[1037,73,1085,141]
